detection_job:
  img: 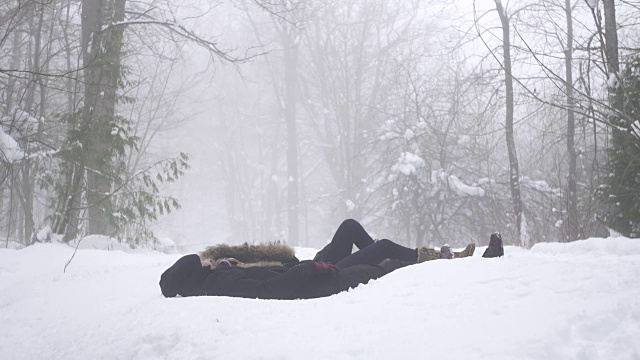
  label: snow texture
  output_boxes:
[520,177,561,195]
[404,129,415,141]
[378,119,399,141]
[0,127,24,163]
[433,170,485,197]
[345,199,356,212]
[632,120,640,140]
[11,106,41,126]
[391,152,424,176]
[2,237,639,359]
[520,213,531,248]
[586,0,598,9]
[607,73,620,89]
[447,174,485,197]
[36,226,52,242]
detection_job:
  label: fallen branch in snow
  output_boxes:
[63,236,85,273]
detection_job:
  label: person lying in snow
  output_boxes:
[160,219,500,300]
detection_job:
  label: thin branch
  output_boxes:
[102,20,267,63]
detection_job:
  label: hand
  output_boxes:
[214,258,243,269]
[227,258,243,265]
[201,258,215,269]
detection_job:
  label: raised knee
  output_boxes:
[340,218,359,228]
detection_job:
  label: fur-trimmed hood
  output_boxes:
[199,242,298,267]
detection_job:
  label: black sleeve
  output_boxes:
[283,256,300,268]
[335,264,386,293]
[204,261,317,299]
[159,254,204,297]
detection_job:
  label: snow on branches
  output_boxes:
[0,127,24,163]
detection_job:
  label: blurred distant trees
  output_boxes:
[0,0,253,247]
[2,0,639,248]
[204,0,639,246]
[464,0,638,245]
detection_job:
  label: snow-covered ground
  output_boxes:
[1,237,639,360]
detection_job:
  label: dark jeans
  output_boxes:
[314,219,418,269]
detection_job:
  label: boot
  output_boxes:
[453,243,476,258]
[482,232,504,258]
[417,247,441,263]
[440,244,453,259]
[418,243,476,263]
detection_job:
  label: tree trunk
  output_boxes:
[81,0,127,235]
[495,0,527,247]
[51,0,82,242]
[603,0,621,110]
[5,31,22,115]
[18,3,47,245]
[57,165,84,242]
[565,0,578,242]
[79,0,104,236]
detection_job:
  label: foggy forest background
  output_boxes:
[1,0,639,250]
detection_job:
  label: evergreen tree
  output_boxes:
[598,56,640,237]
[43,0,190,245]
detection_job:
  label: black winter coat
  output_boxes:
[159,254,390,300]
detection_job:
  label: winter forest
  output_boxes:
[1,0,639,251]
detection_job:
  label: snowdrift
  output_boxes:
[1,237,639,360]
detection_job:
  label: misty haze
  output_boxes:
[1,0,639,359]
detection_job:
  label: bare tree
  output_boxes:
[493,0,528,247]
[281,10,301,245]
[562,0,580,242]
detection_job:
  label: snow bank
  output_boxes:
[1,238,639,360]
[64,235,182,254]
[71,235,138,252]
[531,236,640,257]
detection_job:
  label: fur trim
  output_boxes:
[200,242,297,265]
[237,261,285,268]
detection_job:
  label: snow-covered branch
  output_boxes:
[0,127,24,163]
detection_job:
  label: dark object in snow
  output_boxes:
[417,247,440,262]
[160,220,484,300]
[159,255,389,300]
[482,233,504,258]
[313,218,377,263]
[160,219,418,300]
[417,242,475,262]
[312,219,418,268]
[453,243,476,258]
[440,244,453,259]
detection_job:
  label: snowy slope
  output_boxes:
[1,238,639,360]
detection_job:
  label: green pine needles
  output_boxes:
[597,56,640,238]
